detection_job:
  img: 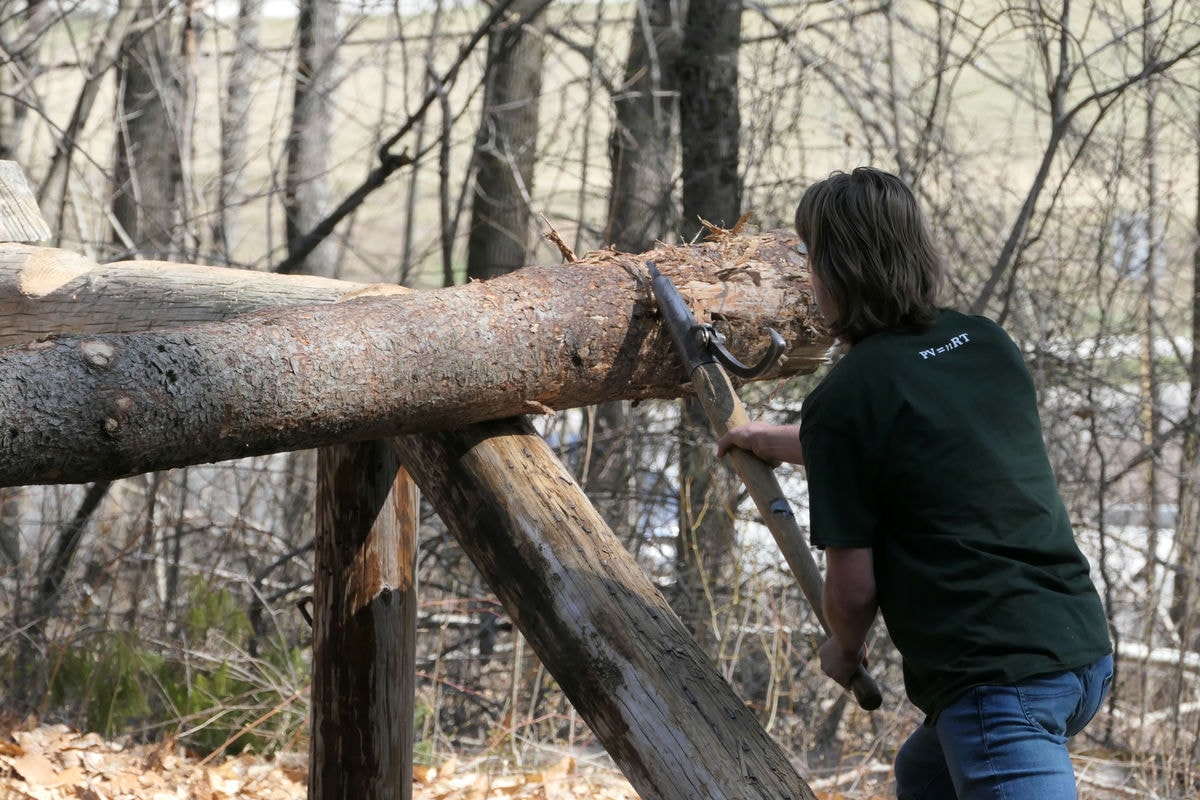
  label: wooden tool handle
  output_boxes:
[691,362,883,711]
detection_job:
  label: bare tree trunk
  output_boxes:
[0,0,48,160]
[0,488,19,568]
[395,417,817,800]
[673,0,743,646]
[588,0,683,541]
[0,485,28,713]
[1134,22,1166,754]
[36,0,139,239]
[463,4,555,711]
[0,10,20,161]
[213,0,262,263]
[36,481,113,618]
[112,0,183,260]
[466,0,549,280]
[677,0,741,240]
[0,236,825,487]
[462,3,549,730]
[578,401,644,549]
[1141,14,1164,589]
[1170,95,1200,652]
[285,0,340,278]
[175,0,200,263]
[606,0,679,253]
[309,442,417,800]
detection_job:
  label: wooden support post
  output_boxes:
[311,441,418,800]
[397,419,818,800]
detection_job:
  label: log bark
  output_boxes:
[0,234,827,486]
[395,417,817,800]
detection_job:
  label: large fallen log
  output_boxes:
[396,417,818,800]
[0,234,827,486]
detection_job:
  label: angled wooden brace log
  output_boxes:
[395,419,818,800]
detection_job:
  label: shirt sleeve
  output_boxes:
[799,369,884,549]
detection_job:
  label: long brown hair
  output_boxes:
[794,167,944,344]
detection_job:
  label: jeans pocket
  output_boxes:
[1066,655,1113,736]
[1015,671,1080,738]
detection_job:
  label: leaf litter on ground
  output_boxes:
[0,722,649,800]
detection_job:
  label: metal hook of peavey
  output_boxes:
[700,323,785,380]
[647,260,786,380]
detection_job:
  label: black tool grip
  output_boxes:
[851,665,883,711]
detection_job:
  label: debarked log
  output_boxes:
[0,234,828,486]
[0,243,404,343]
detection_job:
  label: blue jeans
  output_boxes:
[894,654,1113,799]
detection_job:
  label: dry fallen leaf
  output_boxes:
[3,751,59,786]
[413,763,438,784]
[531,755,574,783]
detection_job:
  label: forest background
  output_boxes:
[2,0,1200,796]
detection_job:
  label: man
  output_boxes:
[717,167,1112,799]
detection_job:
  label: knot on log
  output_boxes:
[80,340,117,368]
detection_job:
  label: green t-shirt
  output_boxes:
[799,309,1111,716]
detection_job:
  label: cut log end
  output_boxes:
[0,161,53,244]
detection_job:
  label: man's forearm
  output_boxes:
[822,546,877,654]
[715,422,804,466]
[823,582,876,654]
